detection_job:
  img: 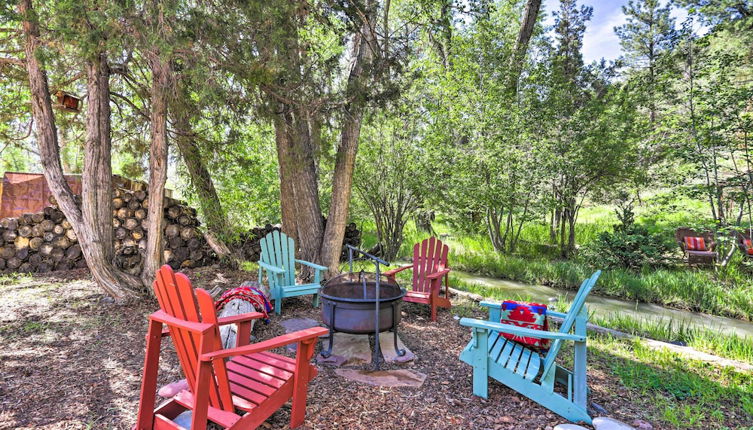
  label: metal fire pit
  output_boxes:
[320,245,406,369]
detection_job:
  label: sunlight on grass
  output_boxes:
[591,336,753,428]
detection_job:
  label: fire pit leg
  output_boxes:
[392,302,406,357]
[321,303,336,358]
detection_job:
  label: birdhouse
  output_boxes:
[54,90,80,113]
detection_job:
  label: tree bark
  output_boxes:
[274,114,299,244]
[141,53,172,285]
[19,0,142,300]
[508,0,542,95]
[173,111,234,260]
[320,2,377,275]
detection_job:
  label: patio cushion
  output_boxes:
[684,236,706,251]
[745,239,753,255]
[499,300,550,349]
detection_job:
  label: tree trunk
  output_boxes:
[320,2,377,275]
[141,53,172,285]
[274,114,299,244]
[173,111,235,263]
[287,107,324,265]
[508,0,542,95]
[20,0,142,300]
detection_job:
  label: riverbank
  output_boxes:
[449,271,753,364]
[432,234,753,322]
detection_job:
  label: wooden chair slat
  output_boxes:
[524,353,541,381]
[228,381,267,406]
[232,354,295,379]
[256,351,297,373]
[227,368,280,396]
[227,362,288,389]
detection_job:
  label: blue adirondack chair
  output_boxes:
[459,270,601,424]
[258,230,328,315]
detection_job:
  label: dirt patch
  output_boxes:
[0,267,734,429]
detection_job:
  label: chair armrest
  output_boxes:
[426,268,451,280]
[383,264,413,277]
[295,259,328,272]
[459,318,585,342]
[258,261,285,274]
[547,311,567,319]
[201,327,329,361]
[217,312,266,326]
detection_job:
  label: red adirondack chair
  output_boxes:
[135,265,328,429]
[384,237,452,322]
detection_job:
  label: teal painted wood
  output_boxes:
[258,231,327,314]
[458,270,602,425]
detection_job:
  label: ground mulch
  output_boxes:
[1,266,649,429]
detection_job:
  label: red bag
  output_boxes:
[499,300,550,349]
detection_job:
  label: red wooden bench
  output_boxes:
[384,237,452,322]
[135,265,328,429]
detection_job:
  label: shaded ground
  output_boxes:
[0,267,750,429]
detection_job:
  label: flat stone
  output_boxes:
[335,368,427,387]
[317,333,372,365]
[378,332,415,363]
[631,419,653,430]
[593,417,635,430]
[280,317,320,332]
[280,317,321,352]
[553,424,589,430]
[315,353,347,366]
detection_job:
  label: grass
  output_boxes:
[590,336,753,429]
[590,313,753,364]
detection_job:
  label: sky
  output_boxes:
[541,0,695,64]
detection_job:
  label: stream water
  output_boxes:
[452,271,753,338]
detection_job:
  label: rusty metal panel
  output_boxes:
[0,172,82,218]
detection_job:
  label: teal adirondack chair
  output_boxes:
[459,271,601,424]
[258,230,328,315]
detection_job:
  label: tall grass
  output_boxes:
[591,313,753,364]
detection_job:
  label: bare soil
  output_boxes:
[0,266,696,429]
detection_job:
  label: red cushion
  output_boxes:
[684,236,706,251]
[499,301,549,349]
[744,239,753,255]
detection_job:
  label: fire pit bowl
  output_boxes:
[320,272,405,334]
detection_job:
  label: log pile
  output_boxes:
[0,188,215,274]
[0,207,85,273]
[235,221,361,262]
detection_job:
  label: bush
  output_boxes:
[583,224,671,270]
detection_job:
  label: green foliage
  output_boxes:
[583,224,672,270]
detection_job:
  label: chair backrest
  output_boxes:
[541,270,601,377]
[259,230,296,287]
[152,265,233,412]
[412,237,449,293]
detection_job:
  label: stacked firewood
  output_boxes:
[0,188,215,273]
[0,207,84,273]
[235,221,361,262]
